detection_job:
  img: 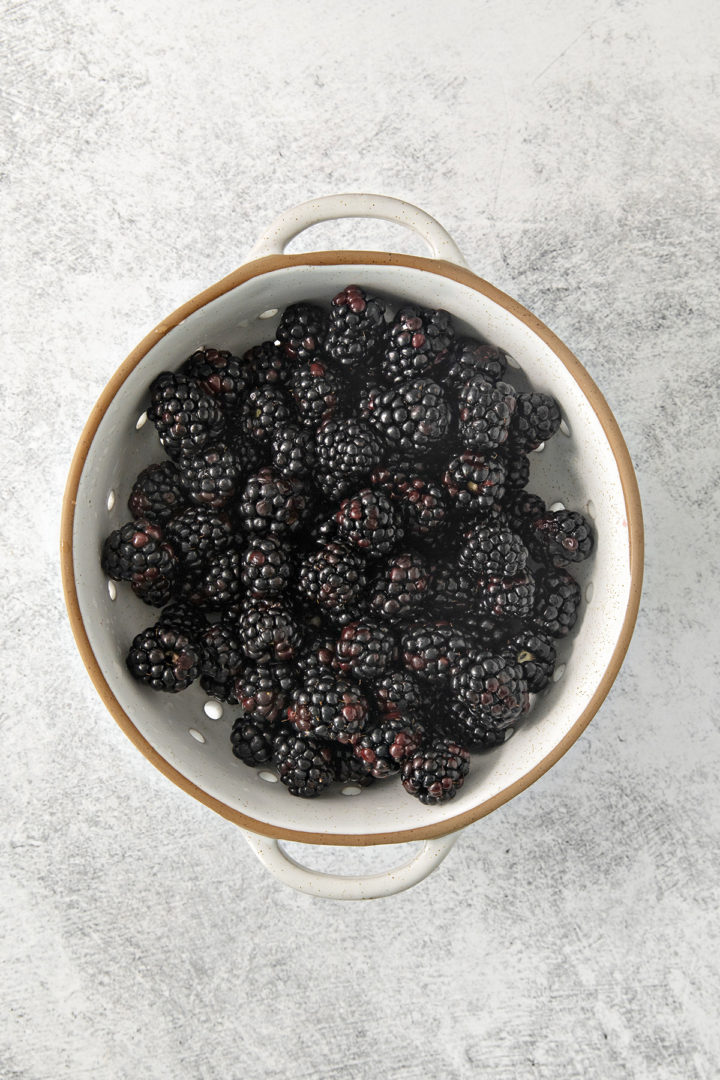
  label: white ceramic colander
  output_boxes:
[61,194,643,900]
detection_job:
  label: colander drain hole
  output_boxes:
[203,700,224,720]
[258,770,279,784]
[258,308,278,320]
[549,501,565,512]
[586,499,596,519]
[585,581,594,603]
[534,442,545,453]
[559,418,571,437]
[341,785,362,796]
[189,728,206,743]
[106,489,116,511]
[107,580,117,601]
[552,664,566,683]
[505,353,521,369]
[136,411,148,430]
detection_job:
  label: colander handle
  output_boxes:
[242,829,461,900]
[245,193,467,266]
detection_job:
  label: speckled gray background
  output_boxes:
[2,0,719,1076]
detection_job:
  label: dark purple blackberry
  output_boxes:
[275,302,328,363]
[480,570,536,621]
[237,599,301,663]
[331,744,376,787]
[428,567,478,616]
[401,738,470,804]
[185,547,244,610]
[457,378,516,451]
[244,341,291,386]
[450,651,529,745]
[334,619,397,682]
[286,672,369,744]
[228,429,264,478]
[270,423,317,481]
[375,670,424,718]
[458,610,515,652]
[297,542,366,619]
[315,418,384,494]
[231,716,277,768]
[380,306,455,382]
[181,347,253,411]
[502,490,546,538]
[442,450,507,514]
[241,384,292,443]
[288,360,339,427]
[401,620,469,681]
[459,522,528,579]
[354,714,426,779]
[369,552,432,621]
[361,378,451,462]
[164,506,233,572]
[503,630,557,693]
[126,624,201,692]
[374,472,449,542]
[272,731,335,798]
[446,338,507,389]
[128,462,187,524]
[101,520,178,606]
[178,444,240,509]
[131,567,177,608]
[301,631,339,678]
[528,509,595,567]
[501,450,530,492]
[533,567,581,639]
[240,535,292,599]
[147,371,225,460]
[508,392,562,451]
[325,285,387,368]
[236,467,308,538]
[199,623,245,702]
[322,487,404,558]
[159,600,208,637]
[235,663,296,723]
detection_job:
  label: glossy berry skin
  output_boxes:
[231,716,277,767]
[532,567,581,639]
[240,536,292,599]
[401,738,470,804]
[272,731,335,797]
[442,451,507,514]
[380,306,455,382]
[334,619,397,682]
[184,547,244,610]
[241,384,292,443]
[401,620,470,681]
[369,552,432,622]
[314,418,384,494]
[147,371,225,459]
[270,423,316,481]
[237,468,308,538]
[325,285,387,367]
[457,377,516,451]
[297,542,367,618]
[199,623,245,702]
[361,378,451,460]
[508,392,561,451]
[178,444,240,509]
[287,673,369,744]
[288,360,339,428]
[479,569,536,621]
[322,487,404,558]
[375,670,424,718]
[126,624,201,692]
[354,714,426,779]
[374,472,449,542]
[459,522,529,579]
[164,506,233,572]
[128,462,187,524]
[181,347,253,412]
[244,341,292,386]
[446,338,507,389]
[529,509,594,567]
[102,519,178,606]
[237,599,301,663]
[235,663,296,723]
[275,302,329,363]
[503,630,556,693]
[450,651,529,746]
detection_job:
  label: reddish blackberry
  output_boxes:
[297,542,366,619]
[275,302,328,363]
[380,306,455,382]
[501,450,530,492]
[181,347,253,411]
[503,630,557,693]
[185,547,244,610]
[529,508,595,567]
[231,716,277,768]
[199,622,245,701]
[446,338,507,389]
[369,552,432,621]
[101,519,178,605]
[240,535,292,599]
[128,462,186,524]
[236,467,308,538]
[272,731,335,798]
[164,506,233,571]
[335,619,397,682]
[354,714,426,779]
[126,624,201,692]
[401,620,469,681]
[287,672,369,744]
[375,670,424,718]
[235,663,296,723]
[241,384,292,443]
[361,378,451,461]
[503,489,546,538]
[533,567,581,639]
[237,599,301,663]
[480,570,536,621]
[178,444,240,509]
[442,450,507,514]
[450,651,529,745]
[322,487,404,557]
[270,423,316,481]
[325,285,387,368]
[508,392,561,450]
[288,360,339,427]
[457,377,516,451]
[375,472,449,542]
[315,418,384,494]
[244,341,291,386]
[147,371,225,459]
[401,738,470,804]
[331,744,376,787]
[459,522,528,579]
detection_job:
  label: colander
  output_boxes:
[61,194,643,900]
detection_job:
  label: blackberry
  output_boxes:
[315,418,384,494]
[272,731,335,798]
[287,672,369,744]
[401,738,470,804]
[231,716,277,768]
[297,542,366,618]
[501,450,530,492]
[401,620,469,681]
[335,619,397,682]
[236,467,308,538]
[457,377,516,451]
[381,306,455,382]
[147,371,225,459]
[458,610,515,652]
[128,462,186,524]
[185,547,243,610]
[375,670,424,718]
[374,472,449,542]
[275,302,328,363]
[442,450,507,514]
[459,522,528,579]
[178,444,240,509]
[237,599,301,663]
[354,714,426,779]
[270,423,317,480]
[450,651,529,745]
[131,566,177,608]
[322,487,404,558]
[244,341,291,386]
[446,338,507,389]
[101,519,178,606]
[199,622,245,702]
[164,506,233,571]
[235,663,296,723]
[503,489,546,538]
[361,378,451,461]
[126,624,201,692]
[181,347,253,411]
[369,552,432,621]
[228,429,264,478]
[159,600,208,637]
[241,384,292,443]
[508,392,562,451]
[533,567,581,639]
[503,630,556,693]
[288,360,339,428]
[428,567,478,616]
[240,535,292,599]
[325,285,387,368]
[331,744,376,787]
[529,508,595,567]
[301,631,339,678]
[480,570,536,621]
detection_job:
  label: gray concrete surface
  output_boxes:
[2,0,719,1076]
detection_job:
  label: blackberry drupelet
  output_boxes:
[401,620,469,681]
[287,672,369,744]
[354,714,426,779]
[272,731,335,798]
[235,663,296,723]
[231,716,277,768]
[401,738,470,804]
[322,487,404,558]
[450,651,529,745]
[334,619,397,682]
[288,360,339,428]
[503,629,556,693]
[380,306,455,382]
[237,599,301,663]
[181,347,253,411]
[529,508,594,567]
[244,341,291,386]
[126,624,201,692]
[185,547,244,610]
[297,542,367,619]
[199,623,245,701]
[164,506,233,571]
[325,285,387,368]
[314,418,384,494]
[275,302,328,363]
[361,377,451,461]
[479,570,536,621]
[236,467,308,538]
[508,392,562,451]
[147,371,225,459]
[442,450,507,514]
[459,522,529,579]
[270,423,316,480]
[375,670,424,718]
[368,552,432,621]
[533,567,581,638]
[240,535,292,599]
[128,462,186,524]
[457,377,516,451]
[446,338,507,390]
[241,384,292,443]
[178,444,240,509]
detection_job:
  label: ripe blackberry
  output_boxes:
[244,341,291,386]
[181,346,253,411]
[501,450,530,492]
[503,489,546,538]
[270,423,317,480]
[126,624,201,692]
[147,371,225,459]
[288,360,339,428]
[178,444,240,509]
[235,663,296,723]
[301,631,339,678]
[480,570,536,621]
[131,566,177,608]
[401,738,470,804]
[369,552,432,621]
[325,285,387,368]
[457,378,516,451]
[185,547,244,610]
[442,450,507,514]
[446,338,507,390]
[275,302,328,363]
[164,506,232,571]
[297,542,367,618]
[236,467,308,538]
[503,630,557,693]
[375,670,424,718]
[272,731,335,798]
[315,418,384,494]
[240,535,292,599]
[128,462,186,524]
[102,520,178,606]
[533,567,581,638]
[241,384,292,443]
[401,620,469,681]
[381,306,455,382]
[459,522,528,579]
[428,567,478,616]
[529,508,595,567]
[335,619,397,682]
[331,744,376,787]
[322,487,404,558]
[508,392,562,451]
[199,622,245,702]
[361,378,451,461]
[287,672,369,744]
[457,611,515,652]
[374,472,449,542]
[450,651,529,745]
[159,600,208,637]
[231,716,277,768]
[237,599,301,663]
[354,714,426,779]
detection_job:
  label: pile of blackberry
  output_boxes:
[104,287,595,805]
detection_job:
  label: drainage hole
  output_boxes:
[341,785,363,796]
[533,442,545,453]
[552,664,566,682]
[586,499,596,519]
[585,581,594,603]
[549,501,565,512]
[559,418,571,437]
[106,489,116,511]
[136,411,148,430]
[203,700,224,720]
[189,728,206,743]
[258,770,279,783]
[107,580,117,600]
[258,308,278,320]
